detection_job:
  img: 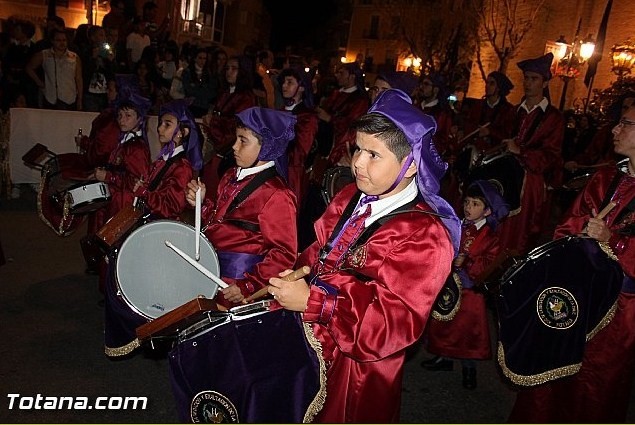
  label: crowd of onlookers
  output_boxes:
[0,0,340,117]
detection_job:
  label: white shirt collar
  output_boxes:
[161,144,184,161]
[464,217,487,230]
[420,98,439,109]
[519,97,549,113]
[284,101,302,111]
[236,161,275,181]
[486,97,501,108]
[340,86,358,94]
[356,179,419,227]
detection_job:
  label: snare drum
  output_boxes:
[497,236,623,386]
[65,181,111,214]
[467,152,525,214]
[321,166,354,204]
[168,300,325,423]
[115,220,221,319]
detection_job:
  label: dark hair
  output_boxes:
[143,1,158,12]
[350,113,411,161]
[464,184,489,209]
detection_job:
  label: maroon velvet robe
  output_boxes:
[297,183,453,423]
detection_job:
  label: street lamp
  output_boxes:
[551,34,595,111]
[611,39,635,80]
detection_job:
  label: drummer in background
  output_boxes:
[368,70,419,104]
[103,99,202,359]
[563,92,633,175]
[277,66,318,207]
[507,104,635,423]
[268,89,459,423]
[462,71,515,154]
[497,53,564,254]
[131,99,203,219]
[186,107,298,309]
[422,179,509,390]
[92,92,151,294]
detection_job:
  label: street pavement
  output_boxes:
[0,185,632,423]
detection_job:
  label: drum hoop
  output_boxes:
[116,220,220,319]
[66,180,108,192]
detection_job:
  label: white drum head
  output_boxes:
[116,220,220,319]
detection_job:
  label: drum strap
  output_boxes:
[222,167,279,233]
[318,192,442,277]
[147,152,185,192]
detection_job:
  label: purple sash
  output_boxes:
[217,251,264,279]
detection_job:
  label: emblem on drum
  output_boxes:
[536,287,579,329]
[190,390,239,423]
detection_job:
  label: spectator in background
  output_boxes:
[254,48,277,109]
[141,1,170,50]
[199,55,256,198]
[26,28,83,110]
[81,25,115,112]
[181,47,214,117]
[207,47,227,105]
[33,15,65,53]
[3,18,37,107]
[102,0,130,44]
[126,16,150,72]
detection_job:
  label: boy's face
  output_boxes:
[463,196,491,222]
[157,113,180,145]
[233,127,261,168]
[117,107,141,132]
[352,132,415,199]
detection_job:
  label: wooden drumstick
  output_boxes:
[595,201,616,220]
[244,265,311,303]
[457,122,490,145]
[164,240,229,289]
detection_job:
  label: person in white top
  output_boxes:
[26,28,83,110]
[125,17,150,71]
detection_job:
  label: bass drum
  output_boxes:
[116,220,221,319]
[497,236,623,386]
[169,300,325,423]
[467,152,525,215]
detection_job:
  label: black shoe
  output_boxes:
[423,357,454,371]
[462,366,477,389]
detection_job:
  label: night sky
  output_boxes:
[263,0,339,52]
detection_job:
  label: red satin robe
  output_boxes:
[285,103,318,206]
[509,165,635,423]
[133,154,193,220]
[103,135,151,221]
[497,103,564,254]
[200,166,298,307]
[200,89,257,198]
[38,109,121,236]
[297,183,454,423]
[320,89,369,165]
[426,222,499,359]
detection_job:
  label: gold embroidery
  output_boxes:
[302,323,327,423]
[104,338,141,357]
[497,342,581,386]
[348,245,367,269]
[597,241,618,261]
[586,300,617,341]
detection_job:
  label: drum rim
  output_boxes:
[115,219,220,319]
[66,180,110,191]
